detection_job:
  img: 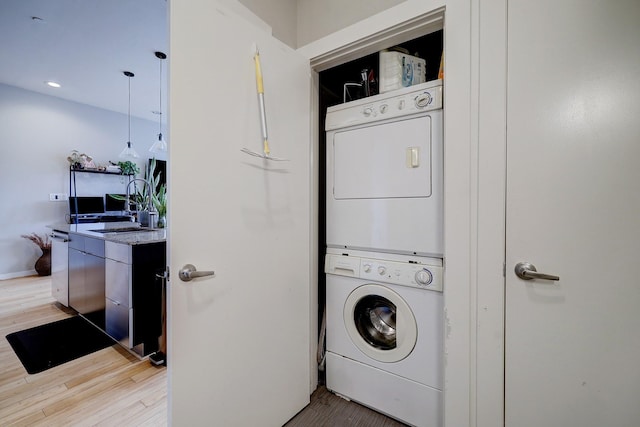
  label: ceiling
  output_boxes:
[0,0,168,122]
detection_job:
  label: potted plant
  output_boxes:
[153,182,167,228]
[146,158,167,227]
[117,160,140,176]
[108,158,167,227]
[21,233,52,276]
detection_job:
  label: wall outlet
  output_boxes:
[49,193,69,201]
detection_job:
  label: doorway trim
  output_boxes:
[309,9,444,72]
[297,1,481,425]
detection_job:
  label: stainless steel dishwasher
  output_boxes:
[68,233,106,329]
[50,229,69,306]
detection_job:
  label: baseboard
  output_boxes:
[0,270,37,280]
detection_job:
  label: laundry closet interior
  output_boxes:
[316,24,444,427]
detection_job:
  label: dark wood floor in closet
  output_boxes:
[285,385,406,427]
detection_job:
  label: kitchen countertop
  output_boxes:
[48,222,166,245]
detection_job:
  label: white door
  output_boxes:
[168,2,312,425]
[505,1,640,425]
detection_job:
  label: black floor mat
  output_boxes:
[6,316,115,374]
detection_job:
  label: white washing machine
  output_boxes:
[325,79,443,257]
[324,248,443,427]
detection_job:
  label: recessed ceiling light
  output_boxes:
[46,81,61,88]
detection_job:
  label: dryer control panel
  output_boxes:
[325,79,443,131]
[325,253,443,292]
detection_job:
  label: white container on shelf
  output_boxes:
[379,51,426,93]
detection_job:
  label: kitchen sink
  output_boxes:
[88,227,156,234]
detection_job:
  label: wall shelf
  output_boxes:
[69,166,135,224]
[70,167,133,176]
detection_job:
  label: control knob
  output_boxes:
[363,107,373,117]
[363,263,372,273]
[415,92,432,108]
[379,104,388,114]
[415,269,433,286]
[377,265,387,275]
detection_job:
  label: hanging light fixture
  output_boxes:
[149,51,167,153]
[119,71,139,159]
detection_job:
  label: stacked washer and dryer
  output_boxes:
[324,79,444,427]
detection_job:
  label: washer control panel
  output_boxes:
[359,257,442,292]
[326,253,443,292]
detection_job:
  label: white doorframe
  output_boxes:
[474,0,508,425]
[297,1,480,425]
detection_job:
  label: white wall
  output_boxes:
[238,0,298,47]
[296,0,406,46]
[0,83,165,279]
[234,0,406,48]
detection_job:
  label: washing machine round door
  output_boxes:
[343,284,417,363]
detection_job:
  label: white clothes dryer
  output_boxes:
[325,79,443,257]
[324,249,443,427]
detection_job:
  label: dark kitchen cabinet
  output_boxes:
[104,240,165,357]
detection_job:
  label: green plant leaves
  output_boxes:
[117,161,140,176]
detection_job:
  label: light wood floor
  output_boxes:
[0,275,167,426]
[1,275,405,426]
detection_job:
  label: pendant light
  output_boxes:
[149,51,167,153]
[119,71,139,159]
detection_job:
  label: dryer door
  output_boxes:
[344,284,417,363]
[332,116,432,200]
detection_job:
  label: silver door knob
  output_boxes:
[514,262,559,281]
[179,264,215,282]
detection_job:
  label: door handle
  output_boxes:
[179,264,215,282]
[514,262,559,281]
[50,233,69,242]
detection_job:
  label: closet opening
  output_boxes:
[315,26,444,385]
